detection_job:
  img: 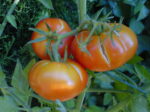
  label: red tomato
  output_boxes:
[71,24,138,71]
[31,18,74,59]
[28,60,88,101]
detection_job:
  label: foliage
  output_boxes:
[0,0,150,112]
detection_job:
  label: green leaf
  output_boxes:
[130,96,149,112]
[27,36,47,44]
[11,60,30,105]
[114,81,131,101]
[23,59,36,75]
[117,64,135,74]
[137,35,150,54]
[95,73,114,89]
[6,15,17,29]
[65,99,75,109]
[0,24,3,31]
[0,66,8,88]
[123,0,136,6]
[129,18,144,34]
[32,93,57,108]
[106,71,146,93]
[85,106,105,112]
[103,93,112,106]
[109,1,122,17]
[38,0,53,9]
[127,55,143,64]
[137,5,149,21]
[134,4,144,14]
[0,95,18,112]
[134,64,150,82]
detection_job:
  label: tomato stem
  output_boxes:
[0,0,20,36]
[77,0,87,24]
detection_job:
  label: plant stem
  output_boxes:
[0,0,20,36]
[77,0,87,24]
[88,88,133,93]
[74,76,92,112]
[75,91,86,112]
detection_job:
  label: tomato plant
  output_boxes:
[31,18,74,59]
[28,59,88,101]
[71,24,138,72]
[1,0,150,112]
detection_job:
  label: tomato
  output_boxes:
[28,60,88,101]
[71,24,138,72]
[31,18,74,59]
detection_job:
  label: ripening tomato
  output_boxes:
[28,60,88,101]
[31,18,74,59]
[71,24,138,72]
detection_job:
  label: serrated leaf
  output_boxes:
[12,60,28,90]
[6,15,17,29]
[137,5,149,21]
[38,0,53,9]
[23,59,36,75]
[11,60,30,105]
[129,18,144,34]
[0,95,18,112]
[127,55,143,64]
[134,64,150,82]
[103,93,112,106]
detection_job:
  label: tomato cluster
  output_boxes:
[29,18,138,101]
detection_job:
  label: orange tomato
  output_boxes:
[71,24,138,72]
[28,60,88,101]
[31,18,74,59]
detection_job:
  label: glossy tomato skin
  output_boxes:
[71,24,138,72]
[29,60,88,101]
[31,18,74,59]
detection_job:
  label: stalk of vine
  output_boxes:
[77,0,87,24]
[0,0,20,36]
